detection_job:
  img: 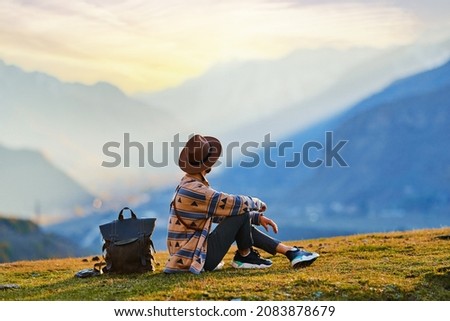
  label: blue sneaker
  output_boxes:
[286,247,319,268]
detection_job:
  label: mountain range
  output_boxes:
[136,39,450,144]
[211,59,450,241]
[0,59,183,200]
[1,39,450,203]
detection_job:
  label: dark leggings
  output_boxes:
[204,212,281,271]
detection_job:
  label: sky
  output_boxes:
[0,0,449,93]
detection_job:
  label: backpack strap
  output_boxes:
[118,207,137,220]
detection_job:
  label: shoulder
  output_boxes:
[177,177,215,201]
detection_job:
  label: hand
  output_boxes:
[260,215,278,234]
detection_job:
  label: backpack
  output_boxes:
[99,207,157,273]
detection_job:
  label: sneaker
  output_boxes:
[286,246,319,268]
[231,249,273,269]
[213,261,225,271]
[202,260,225,272]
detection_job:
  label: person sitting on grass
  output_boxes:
[164,134,319,274]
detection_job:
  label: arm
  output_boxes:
[204,187,266,218]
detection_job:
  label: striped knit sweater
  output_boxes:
[164,173,264,274]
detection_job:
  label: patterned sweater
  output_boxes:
[164,173,264,274]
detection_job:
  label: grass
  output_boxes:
[1,227,450,301]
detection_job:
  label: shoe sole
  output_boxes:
[231,261,272,269]
[291,253,320,269]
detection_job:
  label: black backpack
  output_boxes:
[99,207,157,273]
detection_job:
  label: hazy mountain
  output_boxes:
[135,47,380,135]
[0,60,183,199]
[0,216,87,263]
[286,61,450,222]
[136,40,450,145]
[218,38,450,146]
[2,39,450,206]
[212,59,450,240]
[0,145,94,221]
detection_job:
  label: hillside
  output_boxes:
[1,228,449,300]
[0,217,87,263]
[0,145,94,221]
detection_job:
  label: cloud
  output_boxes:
[0,0,426,92]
